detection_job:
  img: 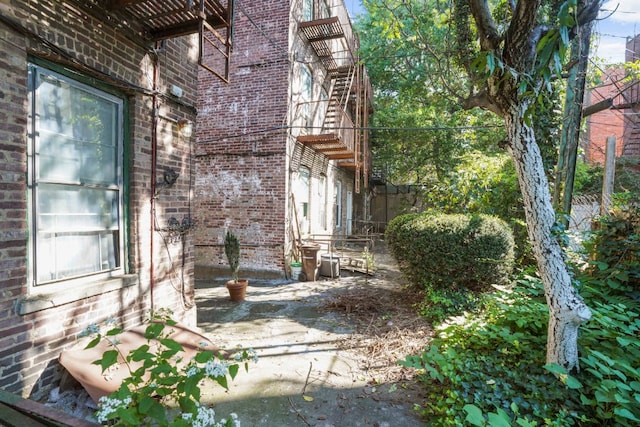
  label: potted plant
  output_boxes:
[224,230,248,301]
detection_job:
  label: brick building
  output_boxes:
[622,35,640,157]
[195,0,373,276]
[585,34,640,164]
[0,0,232,398]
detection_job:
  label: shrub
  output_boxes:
[584,193,640,290]
[385,212,515,291]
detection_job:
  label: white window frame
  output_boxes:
[318,174,327,230]
[335,181,342,228]
[27,63,125,289]
[297,166,311,234]
[301,65,313,128]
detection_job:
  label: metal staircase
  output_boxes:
[297,10,373,193]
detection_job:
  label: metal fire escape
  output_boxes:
[297,15,372,193]
[70,0,234,82]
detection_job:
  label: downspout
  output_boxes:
[150,47,160,310]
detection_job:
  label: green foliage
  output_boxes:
[614,157,640,194]
[81,309,258,426]
[402,265,640,425]
[572,158,640,197]
[417,287,487,325]
[427,150,533,264]
[386,212,515,292]
[401,278,575,425]
[357,0,504,188]
[584,194,640,289]
[224,231,240,282]
[573,161,603,195]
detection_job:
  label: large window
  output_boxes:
[302,0,330,21]
[27,63,125,286]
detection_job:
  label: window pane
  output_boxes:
[302,0,312,20]
[36,74,118,186]
[30,64,123,285]
[37,231,118,282]
[37,184,119,231]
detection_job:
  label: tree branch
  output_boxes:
[468,0,503,51]
[503,0,542,70]
[577,0,604,27]
[462,90,504,116]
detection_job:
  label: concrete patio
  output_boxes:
[195,257,426,426]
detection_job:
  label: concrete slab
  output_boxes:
[195,267,426,426]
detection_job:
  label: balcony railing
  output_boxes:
[297,101,355,160]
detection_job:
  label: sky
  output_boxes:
[596,0,640,63]
[343,0,640,64]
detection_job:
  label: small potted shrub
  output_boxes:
[224,230,248,301]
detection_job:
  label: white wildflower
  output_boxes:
[79,323,100,337]
[95,395,132,423]
[192,403,216,427]
[247,348,259,364]
[204,360,228,378]
[186,366,199,377]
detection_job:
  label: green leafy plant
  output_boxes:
[81,309,258,426]
[386,212,515,292]
[584,194,640,290]
[361,246,375,271]
[224,231,241,283]
[401,265,640,426]
[417,287,486,325]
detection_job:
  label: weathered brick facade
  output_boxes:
[622,35,640,157]
[585,35,640,164]
[585,67,626,164]
[0,0,202,398]
[195,0,369,277]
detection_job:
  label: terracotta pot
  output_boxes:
[226,279,248,302]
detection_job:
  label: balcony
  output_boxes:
[297,106,355,160]
[68,0,233,81]
[298,16,356,73]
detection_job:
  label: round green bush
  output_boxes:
[386,212,515,291]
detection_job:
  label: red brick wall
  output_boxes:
[585,67,625,164]
[195,1,291,275]
[622,35,640,157]
[586,34,640,163]
[0,1,199,399]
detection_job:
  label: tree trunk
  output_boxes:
[504,103,592,372]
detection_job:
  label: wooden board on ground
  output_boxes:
[0,389,98,426]
[340,257,375,275]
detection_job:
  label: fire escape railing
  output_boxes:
[71,0,234,83]
[297,8,372,193]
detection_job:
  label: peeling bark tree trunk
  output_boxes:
[505,102,592,371]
